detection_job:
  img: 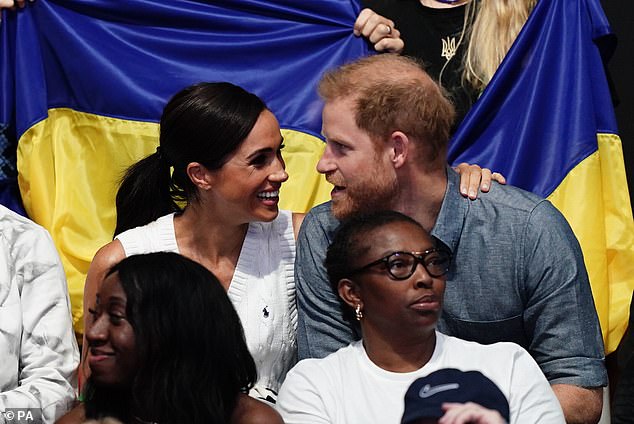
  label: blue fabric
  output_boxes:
[0,0,619,208]
[448,0,617,197]
[0,14,26,216]
[296,168,607,387]
[1,0,366,136]
[0,0,368,207]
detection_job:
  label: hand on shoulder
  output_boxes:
[453,162,507,200]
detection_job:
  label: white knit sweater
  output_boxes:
[116,210,297,401]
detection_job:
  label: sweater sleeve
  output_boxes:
[0,222,79,423]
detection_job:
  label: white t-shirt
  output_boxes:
[276,332,564,423]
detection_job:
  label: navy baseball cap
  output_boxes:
[401,368,510,423]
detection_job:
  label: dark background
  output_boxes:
[602,2,633,415]
[602,1,633,210]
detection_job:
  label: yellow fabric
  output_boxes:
[279,129,331,212]
[18,109,633,353]
[17,108,330,334]
[547,133,634,354]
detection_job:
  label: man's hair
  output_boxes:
[318,54,455,163]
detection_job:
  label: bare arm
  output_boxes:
[79,240,126,389]
[291,212,305,240]
[551,385,603,424]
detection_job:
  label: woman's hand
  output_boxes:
[439,402,507,424]
[454,162,507,200]
[354,8,404,53]
[0,0,29,10]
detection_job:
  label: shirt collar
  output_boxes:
[431,166,467,253]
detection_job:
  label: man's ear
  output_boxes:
[186,162,213,191]
[338,278,362,309]
[389,131,409,169]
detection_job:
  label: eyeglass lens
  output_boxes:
[387,251,450,279]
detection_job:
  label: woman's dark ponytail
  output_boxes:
[114,151,180,236]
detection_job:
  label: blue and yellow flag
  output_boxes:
[449,0,634,353]
[2,0,631,353]
[0,0,366,333]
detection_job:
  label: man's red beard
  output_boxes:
[330,173,399,220]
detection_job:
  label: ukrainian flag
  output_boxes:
[449,0,634,353]
[0,0,365,334]
[2,0,631,354]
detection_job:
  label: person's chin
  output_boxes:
[330,198,358,221]
[90,372,118,388]
[254,206,280,222]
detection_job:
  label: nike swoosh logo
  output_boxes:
[418,383,460,398]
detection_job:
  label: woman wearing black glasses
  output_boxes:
[276,210,565,424]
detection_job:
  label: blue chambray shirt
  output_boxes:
[296,167,607,387]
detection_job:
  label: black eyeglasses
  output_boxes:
[350,248,452,280]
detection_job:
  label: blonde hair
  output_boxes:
[463,0,537,91]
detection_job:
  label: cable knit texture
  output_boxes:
[116,210,297,400]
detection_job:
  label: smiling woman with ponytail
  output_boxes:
[82,81,304,405]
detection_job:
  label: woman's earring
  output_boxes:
[355,304,363,321]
